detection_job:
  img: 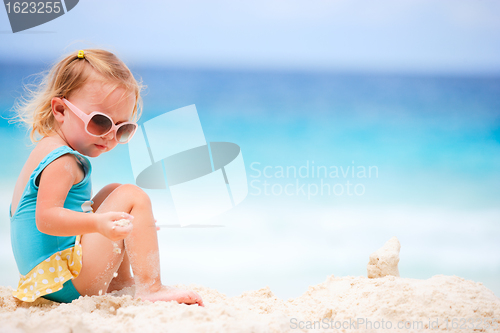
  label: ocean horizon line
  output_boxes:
[1,60,500,80]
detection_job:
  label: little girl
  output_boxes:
[9,49,204,306]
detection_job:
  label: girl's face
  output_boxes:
[52,80,136,157]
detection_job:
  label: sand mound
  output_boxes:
[1,275,499,332]
[1,238,499,332]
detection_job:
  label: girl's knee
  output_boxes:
[117,184,151,207]
[93,183,123,211]
[103,183,122,194]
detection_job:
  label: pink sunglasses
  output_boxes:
[62,98,138,144]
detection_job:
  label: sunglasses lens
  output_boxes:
[88,114,112,136]
[116,123,137,143]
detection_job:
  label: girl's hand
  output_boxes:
[95,212,134,241]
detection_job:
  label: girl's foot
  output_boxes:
[135,285,204,306]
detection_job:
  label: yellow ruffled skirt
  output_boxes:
[12,235,83,302]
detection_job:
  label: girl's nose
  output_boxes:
[101,129,116,141]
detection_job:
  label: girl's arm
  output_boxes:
[35,154,132,241]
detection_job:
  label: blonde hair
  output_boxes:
[12,49,144,142]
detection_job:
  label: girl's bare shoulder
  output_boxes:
[28,136,83,178]
[11,136,77,216]
[29,136,67,160]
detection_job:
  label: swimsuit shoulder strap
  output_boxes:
[30,146,92,190]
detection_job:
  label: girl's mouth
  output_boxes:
[95,144,107,151]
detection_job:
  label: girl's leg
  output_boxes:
[107,251,134,293]
[72,184,203,306]
[92,183,134,292]
[91,183,122,210]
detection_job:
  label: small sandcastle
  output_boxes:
[367,236,401,278]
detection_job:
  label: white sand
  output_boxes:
[113,219,132,227]
[111,219,131,254]
[1,239,499,333]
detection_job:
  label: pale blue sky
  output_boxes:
[1,0,499,74]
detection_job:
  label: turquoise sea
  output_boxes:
[1,63,499,298]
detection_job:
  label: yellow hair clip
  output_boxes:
[77,50,84,59]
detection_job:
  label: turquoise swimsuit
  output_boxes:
[10,146,93,303]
